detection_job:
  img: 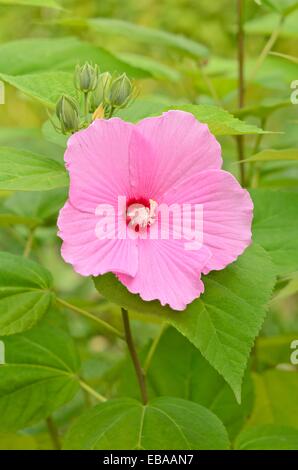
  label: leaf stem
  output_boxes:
[143,323,167,374]
[236,0,246,186]
[56,297,124,339]
[79,379,107,402]
[121,308,148,405]
[23,228,35,258]
[46,416,61,450]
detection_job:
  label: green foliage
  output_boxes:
[83,17,209,59]
[0,324,80,431]
[251,190,298,275]
[0,37,148,78]
[64,397,229,450]
[0,0,297,452]
[0,147,68,190]
[118,101,267,135]
[95,244,276,401]
[0,0,62,8]
[0,252,54,335]
[118,328,253,439]
[235,425,298,450]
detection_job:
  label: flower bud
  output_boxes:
[56,95,80,134]
[74,62,99,93]
[108,73,133,108]
[90,71,112,112]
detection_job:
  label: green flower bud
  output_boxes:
[74,62,99,93]
[90,71,112,112]
[108,73,133,108]
[56,95,80,134]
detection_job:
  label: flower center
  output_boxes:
[126,198,157,232]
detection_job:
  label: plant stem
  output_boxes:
[144,323,167,374]
[56,297,124,339]
[46,416,61,450]
[248,15,284,84]
[23,229,35,258]
[83,92,89,122]
[121,308,148,405]
[79,379,107,402]
[236,0,246,186]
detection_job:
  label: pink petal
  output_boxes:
[117,240,211,311]
[134,110,222,198]
[162,169,253,274]
[57,201,138,277]
[65,118,135,213]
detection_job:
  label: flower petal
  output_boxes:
[57,201,138,277]
[117,239,211,311]
[134,110,222,198]
[162,169,253,274]
[65,118,135,212]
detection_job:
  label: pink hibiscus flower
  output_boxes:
[58,111,253,310]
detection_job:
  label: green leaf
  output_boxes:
[0,71,74,108]
[245,11,298,37]
[251,189,298,275]
[4,188,67,226]
[86,17,208,59]
[248,370,298,428]
[118,100,268,135]
[0,0,62,8]
[0,147,68,190]
[64,397,229,450]
[118,52,180,82]
[94,244,276,401]
[118,328,253,440]
[0,325,80,431]
[0,37,148,78]
[234,100,290,119]
[243,148,298,163]
[235,425,298,450]
[0,252,54,335]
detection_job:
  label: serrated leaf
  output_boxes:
[0,147,68,190]
[94,244,276,401]
[64,397,229,450]
[235,425,298,450]
[0,37,148,78]
[118,328,253,440]
[87,18,208,59]
[118,100,267,135]
[0,325,80,431]
[251,189,298,275]
[0,252,54,335]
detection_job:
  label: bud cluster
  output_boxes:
[52,62,136,135]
